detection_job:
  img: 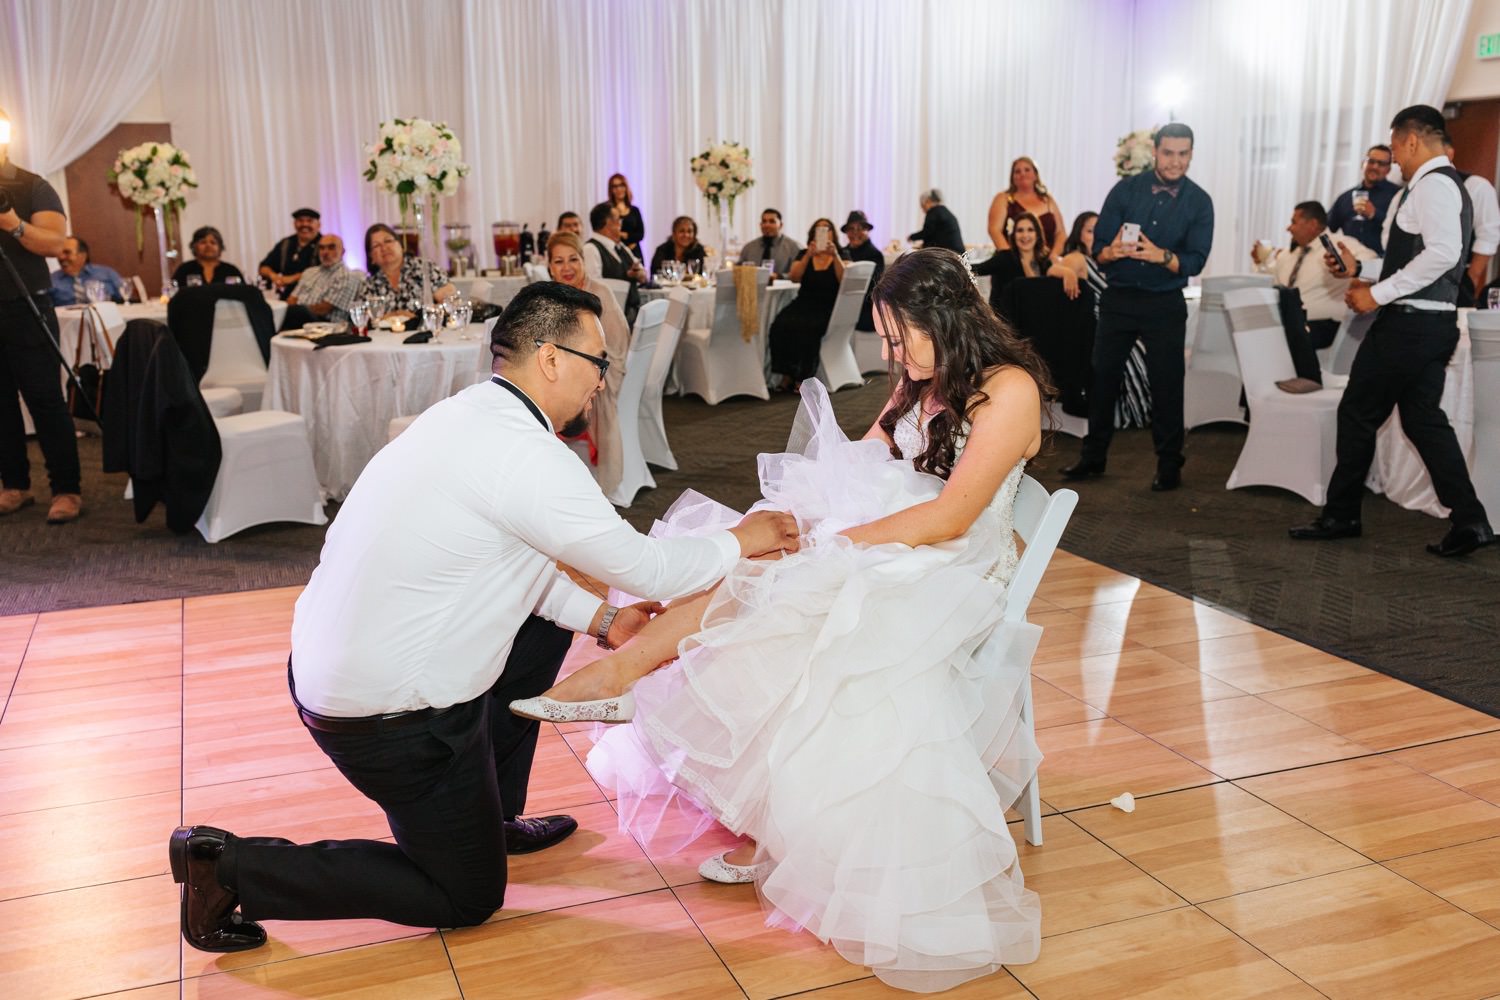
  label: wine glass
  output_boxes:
[186,274,204,288]
[348,301,369,338]
[422,303,444,340]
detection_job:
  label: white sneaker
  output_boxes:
[698,850,765,884]
[509,690,635,724]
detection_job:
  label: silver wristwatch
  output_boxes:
[7,221,24,241]
[1160,248,1174,268]
[595,605,620,649]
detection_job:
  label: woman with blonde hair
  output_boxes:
[987,156,1066,258]
[546,231,631,496]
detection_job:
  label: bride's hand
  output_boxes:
[606,601,666,648]
[731,510,801,558]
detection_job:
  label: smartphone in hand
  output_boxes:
[1120,222,1142,251]
[1318,232,1348,275]
[815,225,831,252]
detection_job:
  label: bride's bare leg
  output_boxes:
[541,587,718,702]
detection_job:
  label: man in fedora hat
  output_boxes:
[842,210,884,332]
[258,208,322,300]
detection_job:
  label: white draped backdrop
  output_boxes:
[1,0,1473,279]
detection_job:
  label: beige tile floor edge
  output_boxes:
[4,552,1500,999]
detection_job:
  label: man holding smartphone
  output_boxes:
[1292,105,1492,557]
[1062,122,1214,491]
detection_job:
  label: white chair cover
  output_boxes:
[674,268,772,405]
[606,299,671,507]
[598,277,630,313]
[201,300,270,412]
[1223,287,1343,505]
[200,386,244,418]
[1185,274,1271,429]
[817,261,876,391]
[1042,404,1088,439]
[638,290,689,471]
[524,262,550,283]
[1465,313,1500,520]
[130,275,149,303]
[195,410,326,542]
[1321,310,1375,377]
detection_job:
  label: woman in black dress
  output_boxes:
[649,216,707,276]
[172,226,245,287]
[607,173,645,261]
[769,217,849,391]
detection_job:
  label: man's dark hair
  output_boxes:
[588,201,615,231]
[556,210,580,228]
[70,236,91,258]
[491,281,603,364]
[1369,143,1392,157]
[1390,105,1446,141]
[1154,123,1194,148]
[1294,200,1327,226]
[761,208,783,222]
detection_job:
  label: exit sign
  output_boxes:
[1481,32,1500,59]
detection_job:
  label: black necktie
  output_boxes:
[1287,244,1310,286]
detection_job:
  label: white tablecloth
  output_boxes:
[1365,311,1475,518]
[452,274,529,305]
[262,327,486,501]
[641,279,799,332]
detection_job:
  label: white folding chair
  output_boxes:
[1321,310,1375,377]
[1222,287,1343,505]
[853,329,887,376]
[638,290,689,470]
[201,300,270,412]
[606,299,669,507]
[1184,274,1272,429]
[817,261,876,391]
[674,268,772,404]
[1042,404,1088,439]
[195,410,326,542]
[998,474,1079,847]
[598,277,630,313]
[1468,312,1500,519]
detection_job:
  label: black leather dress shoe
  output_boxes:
[1288,516,1363,541]
[504,814,578,855]
[1427,522,1496,558]
[1060,458,1106,480]
[1151,468,1182,491]
[169,825,266,953]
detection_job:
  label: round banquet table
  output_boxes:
[1364,310,1475,518]
[262,326,487,501]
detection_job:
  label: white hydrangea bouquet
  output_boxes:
[690,140,755,224]
[363,118,470,250]
[109,142,197,250]
[1114,127,1158,177]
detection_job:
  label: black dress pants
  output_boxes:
[0,295,81,495]
[229,614,574,928]
[1322,308,1487,527]
[1081,287,1187,468]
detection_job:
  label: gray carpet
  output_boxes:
[3,385,1496,715]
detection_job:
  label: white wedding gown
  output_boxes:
[586,380,1042,992]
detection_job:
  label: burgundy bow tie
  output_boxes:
[1151,181,1182,198]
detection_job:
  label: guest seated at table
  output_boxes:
[258,208,321,300]
[1251,200,1373,348]
[768,218,849,393]
[584,202,645,326]
[361,223,454,324]
[284,235,363,327]
[50,236,125,305]
[738,208,802,276]
[649,216,706,277]
[607,173,645,260]
[841,210,884,331]
[988,157,1066,258]
[556,211,583,237]
[172,227,244,287]
[972,212,1078,315]
[546,231,630,496]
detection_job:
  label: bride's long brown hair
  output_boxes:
[873,248,1055,479]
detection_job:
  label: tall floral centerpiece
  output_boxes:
[1114,127,1159,178]
[363,118,470,261]
[109,142,197,293]
[690,140,755,258]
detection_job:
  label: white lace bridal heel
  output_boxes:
[509,691,635,724]
[698,851,765,884]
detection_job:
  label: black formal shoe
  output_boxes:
[1150,468,1182,491]
[1426,522,1496,558]
[1060,458,1106,480]
[504,814,578,855]
[1288,516,1363,541]
[169,825,266,953]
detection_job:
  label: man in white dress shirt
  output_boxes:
[1291,105,1492,557]
[1252,200,1374,348]
[169,281,800,953]
[1441,135,1500,307]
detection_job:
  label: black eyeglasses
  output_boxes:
[535,338,609,379]
[1366,157,1392,168]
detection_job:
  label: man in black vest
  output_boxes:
[1292,105,1492,557]
[0,110,80,524]
[585,201,643,326]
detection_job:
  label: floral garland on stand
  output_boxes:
[1114,127,1159,178]
[363,118,470,261]
[109,142,197,293]
[690,140,755,259]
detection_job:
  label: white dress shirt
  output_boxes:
[1262,235,1375,323]
[291,379,740,717]
[1464,173,1500,256]
[582,235,628,280]
[1358,155,1465,311]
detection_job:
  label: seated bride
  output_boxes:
[513,248,1051,993]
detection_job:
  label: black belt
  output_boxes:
[1385,302,1455,315]
[288,659,456,734]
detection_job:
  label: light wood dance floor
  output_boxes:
[4,551,1500,998]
